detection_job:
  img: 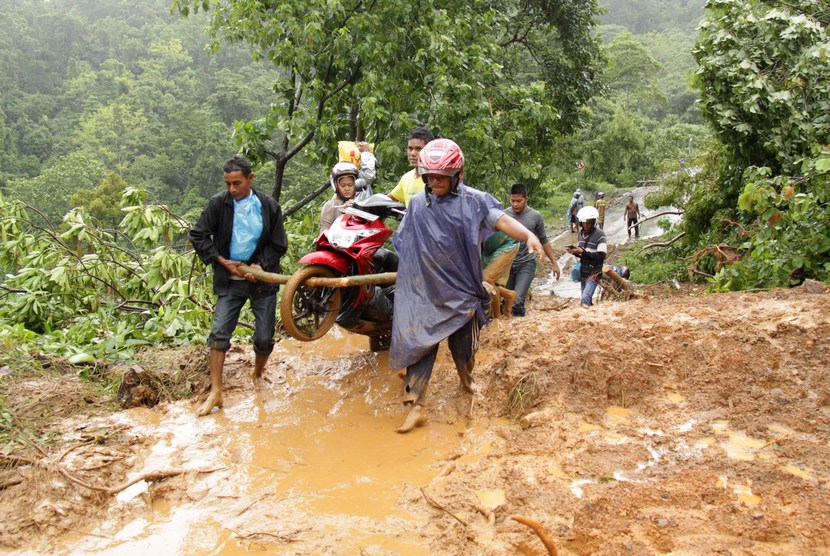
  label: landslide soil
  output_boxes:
[1,285,829,555]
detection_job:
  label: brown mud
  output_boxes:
[1,285,829,555]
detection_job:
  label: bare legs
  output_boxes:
[252,353,268,389]
[198,348,225,416]
[396,403,428,433]
[197,349,270,416]
[397,319,479,433]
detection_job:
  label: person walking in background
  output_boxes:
[188,156,288,416]
[566,189,584,233]
[623,195,641,238]
[390,140,543,433]
[504,183,561,317]
[594,191,606,229]
[387,127,434,207]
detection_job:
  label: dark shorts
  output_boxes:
[208,280,276,355]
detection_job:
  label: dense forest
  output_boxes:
[1,0,705,219]
[0,0,827,362]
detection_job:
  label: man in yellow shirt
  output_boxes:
[387,127,434,207]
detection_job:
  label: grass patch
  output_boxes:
[616,241,690,284]
[507,372,540,418]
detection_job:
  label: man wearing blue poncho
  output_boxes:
[390,139,544,433]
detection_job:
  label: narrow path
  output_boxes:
[538,187,682,299]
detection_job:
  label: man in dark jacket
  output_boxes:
[188,156,288,416]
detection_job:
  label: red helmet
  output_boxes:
[418,139,464,180]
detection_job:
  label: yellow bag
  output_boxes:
[338,141,374,167]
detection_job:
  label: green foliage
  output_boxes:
[6,152,108,224]
[0,0,274,220]
[694,0,830,174]
[599,0,704,34]
[69,172,130,228]
[603,32,666,116]
[713,148,830,290]
[583,104,649,185]
[0,189,214,362]
[646,138,744,244]
[172,0,603,200]
[618,242,689,283]
[673,0,830,289]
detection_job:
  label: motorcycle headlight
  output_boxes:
[328,228,379,249]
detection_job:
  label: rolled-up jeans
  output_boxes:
[506,257,536,316]
[208,280,276,355]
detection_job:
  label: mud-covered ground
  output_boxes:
[1,283,829,555]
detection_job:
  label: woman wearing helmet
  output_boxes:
[319,161,359,233]
[566,205,607,307]
[390,138,543,433]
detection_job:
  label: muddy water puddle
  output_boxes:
[49,329,474,555]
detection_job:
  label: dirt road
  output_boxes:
[1,284,828,555]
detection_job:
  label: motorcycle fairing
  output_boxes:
[298,251,350,274]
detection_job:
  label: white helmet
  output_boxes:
[576,206,599,222]
[330,161,359,190]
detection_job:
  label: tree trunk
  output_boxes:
[284,182,331,218]
[272,156,287,203]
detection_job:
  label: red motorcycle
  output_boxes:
[280,192,404,351]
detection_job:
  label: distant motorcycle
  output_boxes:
[280,192,404,351]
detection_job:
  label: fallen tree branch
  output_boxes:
[103,468,223,494]
[57,440,95,464]
[0,477,24,490]
[0,454,36,467]
[636,232,686,255]
[0,453,222,495]
[237,265,397,288]
[420,487,468,527]
[234,529,306,543]
[683,243,744,283]
[538,299,573,312]
[756,433,791,452]
[630,210,684,231]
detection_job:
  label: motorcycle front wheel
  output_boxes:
[280,265,342,341]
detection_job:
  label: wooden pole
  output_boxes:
[238,265,397,287]
[236,265,292,285]
[602,265,630,290]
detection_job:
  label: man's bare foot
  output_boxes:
[396,404,427,433]
[197,392,223,416]
[252,353,268,390]
[251,369,263,390]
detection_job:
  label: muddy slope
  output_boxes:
[1,285,829,555]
